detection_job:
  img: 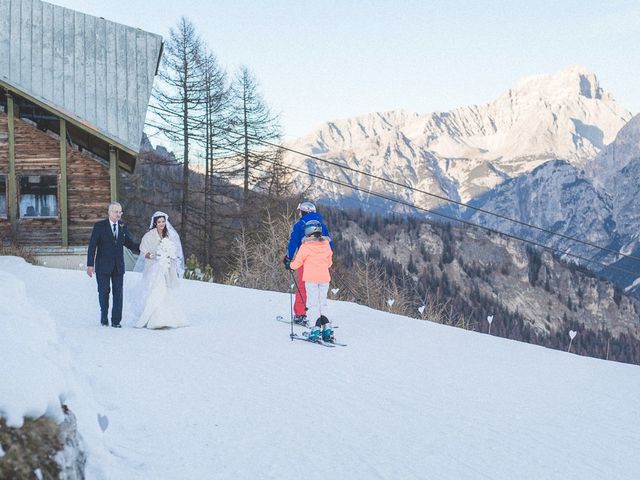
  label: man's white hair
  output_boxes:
[108,201,122,213]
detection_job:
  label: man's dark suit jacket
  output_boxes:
[87,219,139,274]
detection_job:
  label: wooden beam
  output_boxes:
[109,146,119,201]
[6,94,17,239]
[59,119,69,247]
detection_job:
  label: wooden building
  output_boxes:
[0,0,162,264]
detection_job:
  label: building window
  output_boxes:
[19,175,58,218]
[0,175,6,217]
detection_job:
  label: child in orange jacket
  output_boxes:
[289,220,334,342]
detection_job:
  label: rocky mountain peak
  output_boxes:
[287,66,631,211]
[509,65,607,102]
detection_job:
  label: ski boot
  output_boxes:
[322,323,334,343]
[293,315,308,327]
[307,326,321,342]
[316,315,334,342]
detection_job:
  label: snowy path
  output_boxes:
[2,257,640,479]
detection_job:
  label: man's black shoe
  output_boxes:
[111,324,122,328]
[101,322,108,327]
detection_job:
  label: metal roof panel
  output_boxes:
[0,0,162,154]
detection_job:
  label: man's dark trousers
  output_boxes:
[97,269,124,326]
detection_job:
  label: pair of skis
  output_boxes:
[292,332,347,347]
[276,316,347,347]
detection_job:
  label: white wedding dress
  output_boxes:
[131,225,189,329]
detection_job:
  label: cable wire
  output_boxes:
[212,125,640,265]
[216,142,640,279]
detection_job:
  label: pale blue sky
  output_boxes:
[51,0,640,138]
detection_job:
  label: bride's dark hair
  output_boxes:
[151,215,169,238]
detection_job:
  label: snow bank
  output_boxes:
[0,258,70,427]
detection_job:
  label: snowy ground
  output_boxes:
[1,255,639,479]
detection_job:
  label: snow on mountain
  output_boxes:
[586,113,640,189]
[460,160,618,263]
[587,114,640,289]
[457,114,640,290]
[286,65,631,210]
[2,256,640,479]
[587,114,640,245]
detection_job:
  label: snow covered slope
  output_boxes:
[1,256,639,479]
[286,65,631,210]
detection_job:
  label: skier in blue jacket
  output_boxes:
[283,201,332,325]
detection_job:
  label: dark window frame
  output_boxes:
[0,175,6,218]
[18,174,60,219]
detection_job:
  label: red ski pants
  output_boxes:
[294,265,307,316]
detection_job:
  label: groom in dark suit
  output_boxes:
[87,202,139,327]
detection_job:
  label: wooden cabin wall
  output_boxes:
[14,117,60,170]
[0,113,12,243]
[0,112,111,246]
[67,148,111,245]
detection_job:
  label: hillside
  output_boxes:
[1,256,639,479]
[322,208,640,364]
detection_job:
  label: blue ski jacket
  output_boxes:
[286,212,333,260]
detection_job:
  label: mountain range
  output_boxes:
[285,65,639,289]
[287,65,630,206]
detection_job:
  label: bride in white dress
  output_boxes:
[130,211,189,329]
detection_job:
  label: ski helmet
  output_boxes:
[297,201,316,213]
[304,220,323,237]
